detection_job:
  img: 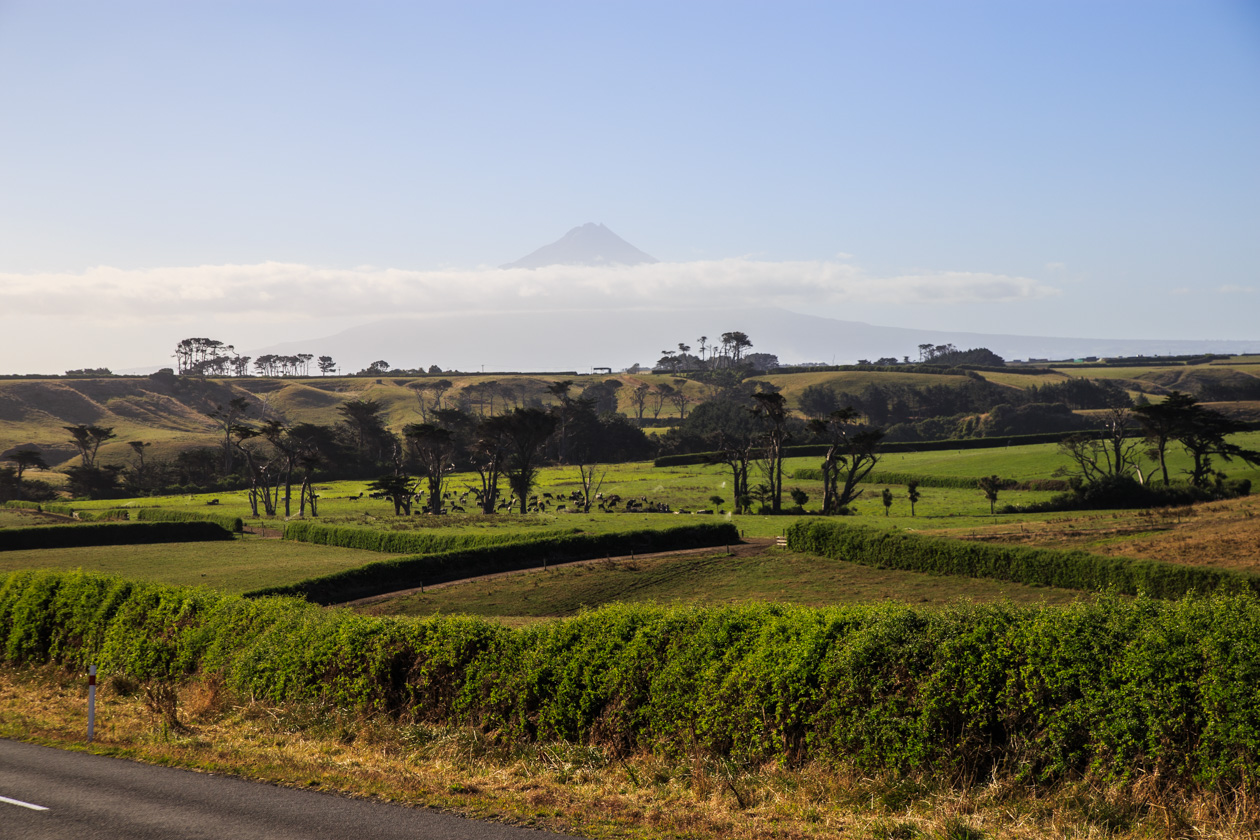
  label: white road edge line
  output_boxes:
[0,794,49,811]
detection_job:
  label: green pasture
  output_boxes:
[0,535,399,595]
[973,370,1071,389]
[359,546,1089,623]
[0,509,72,528]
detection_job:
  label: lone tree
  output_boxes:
[502,408,557,514]
[209,397,251,474]
[4,449,48,491]
[367,473,416,516]
[1134,391,1260,488]
[1133,391,1196,486]
[64,425,116,468]
[751,391,790,513]
[403,423,456,515]
[907,480,921,516]
[809,407,884,514]
[978,475,1003,515]
[317,356,336,375]
[881,487,893,516]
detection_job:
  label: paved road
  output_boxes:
[0,739,578,839]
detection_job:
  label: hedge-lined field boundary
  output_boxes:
[280,521,566,554]
[134,508,245,533]
[0,521,236,552]
[786,519,1260,599]
[3,569,1260,792]
[250,522,742,604]
[788,469,1068,492]
[655,431,1091,468]
[1,500,44,511]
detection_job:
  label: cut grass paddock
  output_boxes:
[356,546,1089,623]
[0,536,401,595]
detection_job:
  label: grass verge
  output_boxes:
[3,664,1255,840]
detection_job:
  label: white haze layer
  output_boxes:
[0,259,1055,322]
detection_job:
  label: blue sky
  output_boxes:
[1,1,1257,371]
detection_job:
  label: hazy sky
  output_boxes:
[1,1,1257,373]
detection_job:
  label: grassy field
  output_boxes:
[0,509,73,528]
[357,545,1089,624]
[0,536,400,594]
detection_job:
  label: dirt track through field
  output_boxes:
[344,537,777,608]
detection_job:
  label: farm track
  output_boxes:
[344,537,776,608]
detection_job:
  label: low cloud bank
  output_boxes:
[0,259,1057,324]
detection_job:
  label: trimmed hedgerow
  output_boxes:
[4,569,1260,791]
[134,508,244,533]
[786,520,1260,599]
[73,509,130,522]
[280,521,564,554]
[251,522,742,604]
[0,521,235,552]
[1,500,44,511]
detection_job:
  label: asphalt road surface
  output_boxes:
[0,739,579,839]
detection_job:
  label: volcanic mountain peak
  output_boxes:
[501,222,658,269]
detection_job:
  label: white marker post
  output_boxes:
[87,665,96,744]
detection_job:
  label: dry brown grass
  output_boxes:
[3,665,1258,839]
[931,494,1260,575]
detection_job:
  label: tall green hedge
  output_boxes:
[4,568,1260,790]
[786,520,1260,599]
[134,508,244,533]
[0,521,235,551]
[280,521,564,554]
[74,509,130,522]
[252,522,742,604]
[1,501,44,511]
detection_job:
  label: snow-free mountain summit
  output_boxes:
[501,223,658,269]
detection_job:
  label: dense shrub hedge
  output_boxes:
[787,520,1260,599]
[4,568,1260,790]
[789,469,1068,492]
[134,508,244,533]
[74,509,130,522]
[0,521,236,551]
[280,521,562,554]
[253,523,742,604]
[1,501,44,511]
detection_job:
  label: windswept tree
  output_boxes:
[404,423,456,514]
[1134,391,1260,487]
[751,391,790,513]
[978,475,1003,515]
[367,473,416,516]
[668,379,692,420]
[628,383,650,426]
[318,355,337,376]
[502,408,556,513]
[1058,407,1146,486]
[546,380,577,463]
[209,397,251,474]
[64,424,116,468]
[470,414,513,513]
[3,449,48,492]
[809,408,884,514]
[336,399,389,464]
[1133,391,1196,486]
